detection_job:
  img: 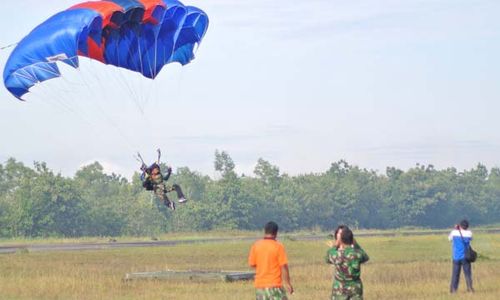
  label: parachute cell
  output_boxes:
[3,0,209,100]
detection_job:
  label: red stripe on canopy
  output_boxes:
[70,1,125,29]
[137,0,166,25]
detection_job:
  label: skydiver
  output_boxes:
[137,149,187,211]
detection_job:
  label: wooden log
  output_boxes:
[223,271,255,282]
[124,270,255,282]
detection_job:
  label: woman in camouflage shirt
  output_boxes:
[326,226,369,300]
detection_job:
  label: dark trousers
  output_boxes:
[167,184,185,200]
[450,259,473,292]
[154,184,185,206]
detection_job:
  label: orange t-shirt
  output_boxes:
[248,238,288,288]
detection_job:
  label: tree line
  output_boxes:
[0,151,499,238]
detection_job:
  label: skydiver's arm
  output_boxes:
[163,166,172,181]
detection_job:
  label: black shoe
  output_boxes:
[164,199,175,211]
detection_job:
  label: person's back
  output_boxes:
[327,245,367,282]
[248,221,293,300]
[250,238,287,288]
[326,226,369,300]
[448,227,472,261]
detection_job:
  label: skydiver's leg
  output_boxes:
[163,192,175,211]
[155,185,175,210]
[167,184,187,203]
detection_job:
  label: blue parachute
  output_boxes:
[3,0,209,100]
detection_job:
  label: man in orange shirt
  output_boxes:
[248,221,294,300]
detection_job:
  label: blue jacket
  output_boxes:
[448,229,472,261]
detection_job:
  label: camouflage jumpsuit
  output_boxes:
[326,243,369,300]
[142,167,184,207]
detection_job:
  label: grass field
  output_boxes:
[0,233,499,300]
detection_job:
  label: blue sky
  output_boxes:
[1,0,500,177]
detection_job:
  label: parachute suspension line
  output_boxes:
[20,62,77,115]
[19,52,87,119]
[146,35,161,109]
[142,76,156,110]
[25,81,107,160]
[135,40,144,108]
[53,58,116,136]
[84,57,114,103]
[30,79,77,116]
[118,67,146,115]
[175,64,187,105]
[121,33,144,109]
[153,34,159,79]
[82,57,133,131]
[69,58,136,152]
[148,32,160,107]
[113,55,142,113]
[0,42,18,51]
[25,66,99,134]
[44,41,102,122]
[137,39,145,81]
[84,58,149,144]
[141,41,157,111]
[114,38,146,115]
[136,37,151,110]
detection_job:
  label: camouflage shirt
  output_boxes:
[326,243,369,297]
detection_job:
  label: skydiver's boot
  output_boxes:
[163,197,175,211]
[172,184,188,204]
[163,200,175,210]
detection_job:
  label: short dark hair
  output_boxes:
[264,221,278,235]
[340,227,354,245]
[460,219,469,230]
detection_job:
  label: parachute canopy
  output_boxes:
[3,0,209,100]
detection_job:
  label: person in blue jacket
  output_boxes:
[448,219,474,293]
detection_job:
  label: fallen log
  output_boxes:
[124,270,255,282]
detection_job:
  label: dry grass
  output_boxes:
[0,233,499,300]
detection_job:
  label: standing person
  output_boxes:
[326,225,369,300]
[448,219,474,293]
[248,221,294,300]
